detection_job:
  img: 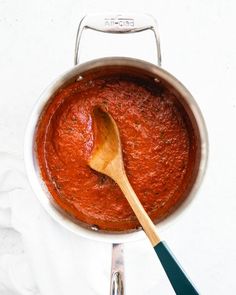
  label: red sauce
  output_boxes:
[36,68,198,231]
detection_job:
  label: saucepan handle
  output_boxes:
[74,13,161,66]
[110,243,125,295]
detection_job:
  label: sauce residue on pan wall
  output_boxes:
[36,68,198,231]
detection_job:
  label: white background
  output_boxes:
[0,0,236,294]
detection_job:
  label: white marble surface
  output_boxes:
[1,0,236,294]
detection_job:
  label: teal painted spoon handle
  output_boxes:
[154,241,199,294]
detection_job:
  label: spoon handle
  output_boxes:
[154,241,199,295]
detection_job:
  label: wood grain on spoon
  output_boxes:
[89,107,160,247]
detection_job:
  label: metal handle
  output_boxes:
[110,243,125,295]
[74,13,161,66]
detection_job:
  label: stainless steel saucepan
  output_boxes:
[24,13,208,295]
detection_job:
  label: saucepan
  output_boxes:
[24,13,208,294]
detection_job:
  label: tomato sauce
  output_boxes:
[36,68,198,231]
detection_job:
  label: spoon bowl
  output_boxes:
[89,107,123,177]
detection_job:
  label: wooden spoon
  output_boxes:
[89,107,199,295]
